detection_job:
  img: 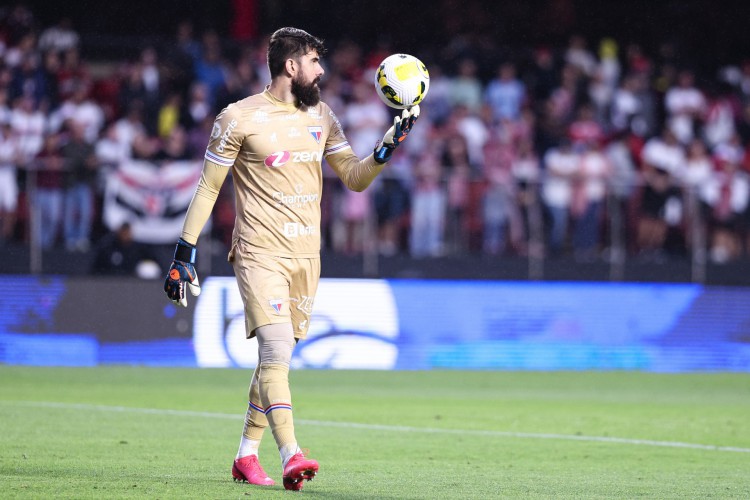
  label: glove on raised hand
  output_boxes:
[374,105,420,164]
[164,238,201,307]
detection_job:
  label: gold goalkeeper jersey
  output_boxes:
[204,89,353,258]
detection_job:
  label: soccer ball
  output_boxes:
[374,53,430,110]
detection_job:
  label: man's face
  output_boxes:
[291,50,324,107]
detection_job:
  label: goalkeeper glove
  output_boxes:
[374,105,420,164]
[164,238,201,307]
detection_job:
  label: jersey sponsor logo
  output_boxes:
[215,118,238,153]
[264,150,323,167]
[308,126,322,143]
[272,190,320,207]
[293,151,323,162]
[270,132,278,143]
[283,222,315,238]
[288,127,300,138]
[211,122,222,139]
[252,110,269,123]
[264,151,291,167]
[295,295,315,315]
[307,108,321,120]
[329,110,344,134]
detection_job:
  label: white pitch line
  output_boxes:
[4,401,750,454]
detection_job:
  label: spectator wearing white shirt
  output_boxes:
[50,80,105,144]
[0,121,21,243]
[699,148,750,263]
[665,69,706,145]
[572,140,613,259]
[637,128,686,258]
[9,95,46,164]
[542,139,580,256]
[38,18,80,55]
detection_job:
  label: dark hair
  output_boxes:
[267,27,326,78]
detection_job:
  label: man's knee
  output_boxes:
[256,323,295,366]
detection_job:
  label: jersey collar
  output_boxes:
[262,87,299,112]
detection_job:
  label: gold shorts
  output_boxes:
[230,245,320,339]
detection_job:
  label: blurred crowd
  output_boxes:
[4,5,750,268]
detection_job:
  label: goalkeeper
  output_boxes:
[163,27,419,491]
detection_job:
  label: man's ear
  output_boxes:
[285,58,296,77]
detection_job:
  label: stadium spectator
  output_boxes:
[38,17,80,55]
[185,81,212,128]
[9,94,45,164]
[156,91,183,139]
[95,122,130,171]
[422,64,453,126]
[154,125,191,161]
[117,53,160,135]
[510,139,542,253]
[51,79,105,144]
[481,164,513,256]
[4,31,36,69]
[0,120,20,243]
[449,58,483,113]
[664,69,706,145]
[542,138,580,256]
[526,46,558,104]
[699,147,750,262]
[636,128,685,258]
[61,121,97,252]
[192,30,230,109]
[572,139,613,259]
[91,221,155,275]
[702,82,739,149]
[485,61,526,124]
[373,168,410,256]
[216,54,262,110]
[31,132,65,250]
[8,53,51,108]
[568,103,604,148]
[442,134,472,253]
[564,34,597,78]
[112,101,148,157]
[339,79,388,254]
[410,152,446,257]
[55,47,90,102]
[680,138,713,255]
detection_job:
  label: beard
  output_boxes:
[291,74,321,107]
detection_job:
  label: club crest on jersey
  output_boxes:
[269,298,284,314]
[264,151,290,167]
[308,126,322,143]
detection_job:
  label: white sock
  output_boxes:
[236,436,261,459]
[280,442,301,468]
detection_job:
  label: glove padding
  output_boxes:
[164,238,201,307]
[374,105,420,164]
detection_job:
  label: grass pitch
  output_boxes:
[1,366,749,499]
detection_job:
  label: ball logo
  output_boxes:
[264,151,290,167]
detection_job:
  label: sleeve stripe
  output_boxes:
[204,150,235,167]
[324,141,351,156]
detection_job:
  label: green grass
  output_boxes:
[1,367,749,499]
